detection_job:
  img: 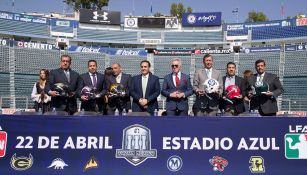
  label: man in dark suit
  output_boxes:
[45,54,81,115]
[161,58,193,116]
[130,60,160,115]
[79,60,105,112]
[105,63,131,115]
[220,62,245,116]
[248,59,284,116]
[193,54,223,116]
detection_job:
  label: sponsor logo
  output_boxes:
[10,153,33,171]
[93,11,108,20]
[0,129,7,158]
[285,133,307,159]
[115,49,141,56]
[209,156,228,172]
[187,14,196,24]
[167,155,183,172]
[84,156,99,171]
[249,156,265,173]
[116,124,157,166]
[47,158,68,169]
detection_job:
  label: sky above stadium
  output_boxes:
[0,0,305,23]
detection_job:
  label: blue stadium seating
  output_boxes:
[77,28,138,42]
[252,26,307,40]
[0,18,49,37]
[164,31,223,42]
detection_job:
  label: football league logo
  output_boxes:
[285,134,307,159]
[249,156,265,173]
[0,129,7,158]
[116,124,157,166]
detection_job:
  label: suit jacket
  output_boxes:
[192,68,223,109]
[130,73,160,115]
[105,73,132,111]
[45,68,81,114]
[79,72,105,112]
[220,75,245,114]
[248,72,283,114]
[161,72,193,111]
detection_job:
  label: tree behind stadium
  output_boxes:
[245,10,269,22]
[170,3,192,21]
[64,0,109,10]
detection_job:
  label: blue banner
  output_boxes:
[225,19,295,31]
[182,12,222,27]
[50,18,79,28]
[0,115,307,174]
[0,10,48,25]
[68,46,147,57]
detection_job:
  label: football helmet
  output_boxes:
[52,83,69,96]
[109,83,126,97]
[203,78,219,94]
[254,81,269,95]
[225,85,241,104]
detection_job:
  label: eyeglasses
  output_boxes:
[171,65,179,68]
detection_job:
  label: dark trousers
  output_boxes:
[167,109,188,116]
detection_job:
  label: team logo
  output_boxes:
[84,156,99,171]
[167,155,183,172]
[209,156,228,172]
[10,153,33,171]
[285,134,307,159]
[249,156,265,173]
[47,158,68,169]
[126,18,136,27]
[116,124,157,166]
[187,14,196,24]
[165,18,178,28]
[93,11,108,20]
[0,129,7,158]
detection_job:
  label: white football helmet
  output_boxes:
[203,78,219,94]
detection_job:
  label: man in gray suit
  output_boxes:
[45,54,81,115]
[79,60,105,112]
[161,58,193,116]
[248,59,283,116]
[193,54,223,116]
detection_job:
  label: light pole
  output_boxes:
[232,8,239,23]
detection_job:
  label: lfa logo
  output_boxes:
[249,156,265,173]
[116,124,157,166]
[285,125,307,159]
[285,134,307,159]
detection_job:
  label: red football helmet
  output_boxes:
[225,85,241,104]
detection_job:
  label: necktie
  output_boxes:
[65,70,70,83]
[259,75,263,82]
[175,73,180,87]
[142,76,147,98]
[92,73,97,87]
[206,69,211,79]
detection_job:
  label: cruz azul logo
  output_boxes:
[116,124,157,166]
[0,128,7,157]
[285,125,307,159]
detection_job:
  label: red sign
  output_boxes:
[296,18,307,26]
[0,131,7,157]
